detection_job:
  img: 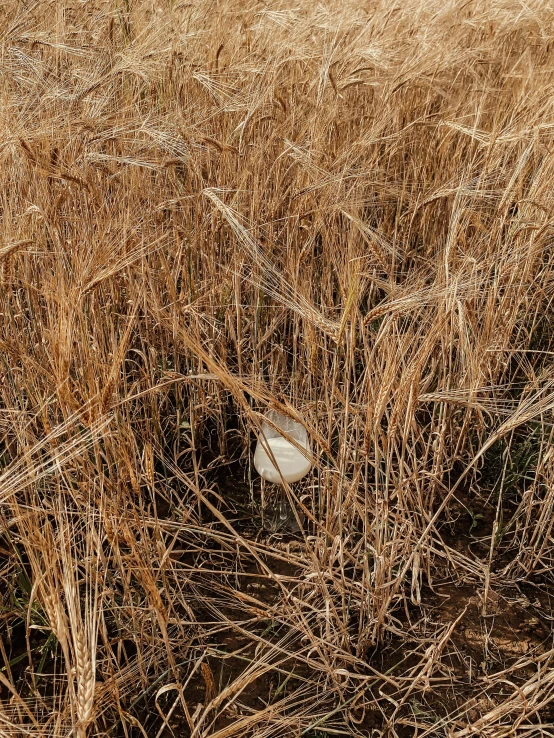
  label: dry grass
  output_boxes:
[2,0,554,735]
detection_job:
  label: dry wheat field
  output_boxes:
[2,0,554,736]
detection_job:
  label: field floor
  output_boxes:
[160,469,554,737]
[4,464,554,737]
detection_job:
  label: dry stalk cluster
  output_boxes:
[1,0,554,736]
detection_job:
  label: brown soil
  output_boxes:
[141,468,554,737]
[2,466,552,737]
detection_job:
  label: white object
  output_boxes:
[254,410,312,484]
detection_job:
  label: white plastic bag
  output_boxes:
[253,410,312,484]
